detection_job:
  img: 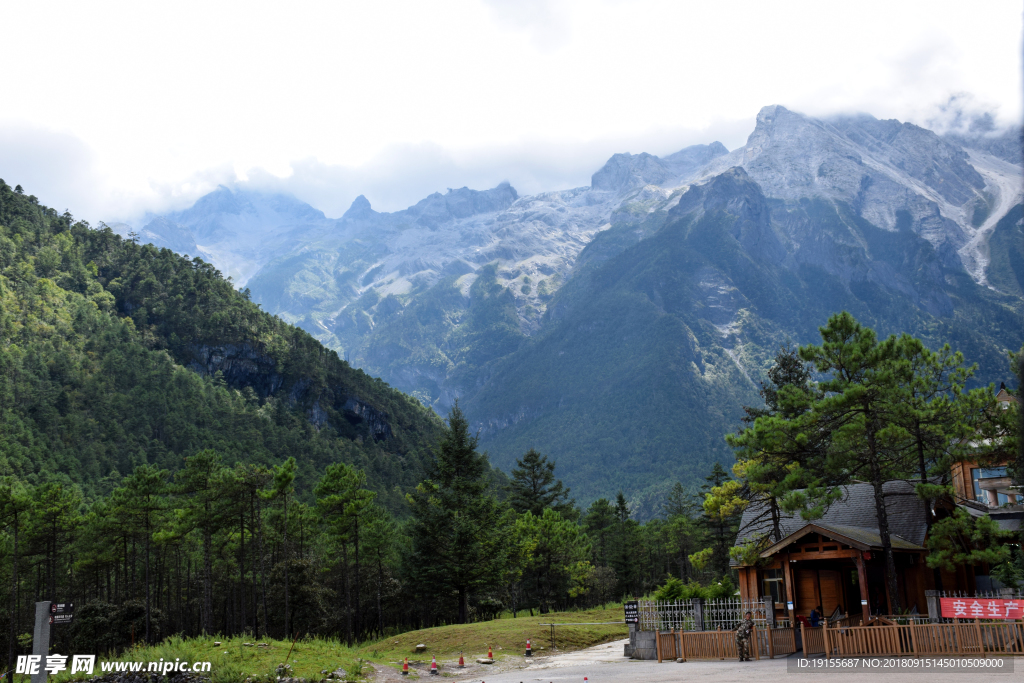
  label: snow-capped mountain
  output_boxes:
[117,105,1023,502]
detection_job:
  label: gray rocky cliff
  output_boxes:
[185,343,393,441]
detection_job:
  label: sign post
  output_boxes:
[623,601,639,625]
[49,603,74,626]
[31,602,51,683]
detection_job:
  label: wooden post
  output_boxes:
[925,590,940,623]
[718,626,724,660]
[656,629,663,663]
[823,619,829,660]
[753,623,760,661]
[974,618,983,657]
[670,628,676,660]
[855,553,870,625]
[782,553,796,626]
[800,620,806,655]
[767,623,775,659]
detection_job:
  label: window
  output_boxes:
[762,568,786,605]
[971,467,1009,506]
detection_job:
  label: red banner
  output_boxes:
[940,597,1023,620]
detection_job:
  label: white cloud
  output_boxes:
[0,0,1019,222]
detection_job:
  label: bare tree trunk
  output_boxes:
[239,507,246,635]
[257,497,269,639]
[203,526,212,634]
[8,510,18,673]
[354,518,360,642]
[145,515,151,643]
[867,422,900,614]
[283,495,290,639]
[376,554,383,638]
[343,542,352,646]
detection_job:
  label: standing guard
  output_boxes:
[736,610,755,661]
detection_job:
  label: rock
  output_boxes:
[213,641,222,646]
[476,658,494,664]
[415,644,426,652]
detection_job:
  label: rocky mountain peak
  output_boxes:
[591,152,672,192]
[402,181,519,228]
[341,194,377,222]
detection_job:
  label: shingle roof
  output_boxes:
[734,480,929,549]
[756,522,924,560]
[962,503,1023,532]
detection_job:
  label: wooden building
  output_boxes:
[736,386,1021,620]
[734,481,944,625]
[950,385,1020,508]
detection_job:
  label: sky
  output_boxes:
[0,0,1021,223]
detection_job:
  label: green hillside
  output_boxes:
[0,180,442,509]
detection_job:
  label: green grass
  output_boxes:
[353,604,628,666]
[46,606,626,683]
[52,635,368,683]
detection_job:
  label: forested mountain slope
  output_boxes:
[0,180,443,510]
[467,167,1024,506]
[122,106,1024,508]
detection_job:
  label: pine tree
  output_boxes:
[507,449,574,517]
[118,465,168,643]
[407,401,507,623]
[266,458,296,638]
[697,463,738,577]
[315,462,375,644]
[721,345,824,545]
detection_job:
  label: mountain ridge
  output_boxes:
[112,105,1024,506]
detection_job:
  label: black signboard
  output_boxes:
[623,600,639,624]
[49,602,74,625]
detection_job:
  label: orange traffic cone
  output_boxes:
[525,639,532,657]
[430,656,438,675]
[488,646,493,659]
[401,657,409,675]
[458,652,465,668]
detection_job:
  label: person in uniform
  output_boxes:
[736,610,755,661]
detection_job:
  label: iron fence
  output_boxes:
[638,598,772,632]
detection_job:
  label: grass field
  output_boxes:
[45,604,626,683]
[353,605,627,664]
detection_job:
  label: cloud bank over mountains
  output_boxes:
[0,1,1019,225]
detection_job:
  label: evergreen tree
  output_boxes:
[118,465,168,643]
[582,498,616,568]
[696,463,739,578]
[514,508,592,613]
[719,345,824,546]
[407,401,507,623]
[266,458,296,638]
[315,462,376,645]
[507,448,574,517]
[174,450,228,634]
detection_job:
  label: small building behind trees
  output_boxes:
[733,482,934,626]
[734,384,1021,624]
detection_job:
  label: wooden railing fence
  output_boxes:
[817,619,1024,657]
[652,621,1023,662]
[654,625,797,661]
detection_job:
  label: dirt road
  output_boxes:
[370,638,1019,683]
